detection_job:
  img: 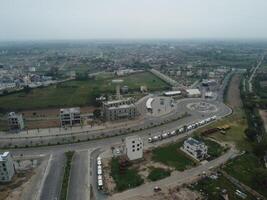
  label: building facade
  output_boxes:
[182,137,208,160]
[60,107,81,127]
[102,98,138,121]
[7,112,24,131]
[0,152,15,182]
[125,136,143,160]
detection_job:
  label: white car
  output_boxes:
[97,156,101,161]
[97,169,102,175]
[97,159,102,165]
[98,175,102,180]
[148,137,153,143]
[161,133,168,139]
[170,130,176,136]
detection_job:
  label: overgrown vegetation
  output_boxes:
[60,151,74,200]
[110,158,144,192]
[152,142,196,171]
[0,71,170,111]
[192,175,255,200]
[147,167,171,181]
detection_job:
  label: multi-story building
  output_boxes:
[125,136,143,161]
[60,107,81,127]
[0,152,15,182]
[182,137,208,160]
[102,98,137,121]
[7,112,24,131]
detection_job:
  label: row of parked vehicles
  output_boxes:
[148,115,217,143]
[96,156,103,190]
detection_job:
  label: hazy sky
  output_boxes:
[1,0,267,41]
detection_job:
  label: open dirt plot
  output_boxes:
[226,74,242,109]
[259,109,267,132]
[127,187,201,200]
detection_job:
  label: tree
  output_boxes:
[245,127,258,141]
[93,109,102,119]
[253,168,267,188]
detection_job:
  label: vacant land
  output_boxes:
[147,167,171,181]
[192,175,255,200]
[259,109,267,132]
[152,142,196,171]
[110,158,144,192]
[0,72,169,111]
[224,153,267,197]
[226,74,242,109]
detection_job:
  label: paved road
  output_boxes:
[40,153,66,200]
[109,147,238,200]
[248,55,264,92]
[67,150,90,200]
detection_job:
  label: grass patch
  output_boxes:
[193,135,225,159]
[0,71,170,111]
[110,158,144,192]
[152,142,196,171]
[224,153,267,197]
[147,167,171,181]
[192,175,255,200]
[60,151,74,200]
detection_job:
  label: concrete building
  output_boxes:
[186,89,201,98]
[182,137,208,160]
[102,98,137,121]
[125,136,143,160]
[0,152,15,182]
[60,107,81,126]
[8,112,24,131]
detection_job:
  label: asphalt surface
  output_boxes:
[40,152,66,200]
[67,150,90,200]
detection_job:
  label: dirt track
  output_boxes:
[226,74,242,109]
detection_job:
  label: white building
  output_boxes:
[125,136,143,161]
[8,112,24,131]
[182,137,208,160]
[60,107,81,127]
[0,152,15,182]
[186,89,201,98]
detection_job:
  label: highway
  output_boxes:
[248,54,265,93]
[39,153,66,200]
[67,150,90,200]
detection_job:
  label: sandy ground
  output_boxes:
[226,74,242,109]
[19,106,95,118]
[259,109,267,132]
[0,156,49,200]
[127,187,201,200]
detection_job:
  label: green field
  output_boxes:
[110,158,144,192]
[0,71,170,111]
[152,142,196,171]
[192,175,255,200]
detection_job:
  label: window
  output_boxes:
[132,141,135,144]
[132,145,135,148]
[132,149,135,152]
[137,148,139,151]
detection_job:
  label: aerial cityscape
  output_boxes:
[0,1,267,200]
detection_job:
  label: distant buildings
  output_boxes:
[102,98,137,121]
[125,136,143,160]
[60,107,81,127]
[0,152,15,182]
[182,137,208,160]
[8,112,24,131]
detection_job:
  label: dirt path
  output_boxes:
[226,74,242,109]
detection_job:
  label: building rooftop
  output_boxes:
[185,137,203,146]
[186,89,201,95]
[60,107,80,114]
[163,91,181,96]
[0,152,10,162]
